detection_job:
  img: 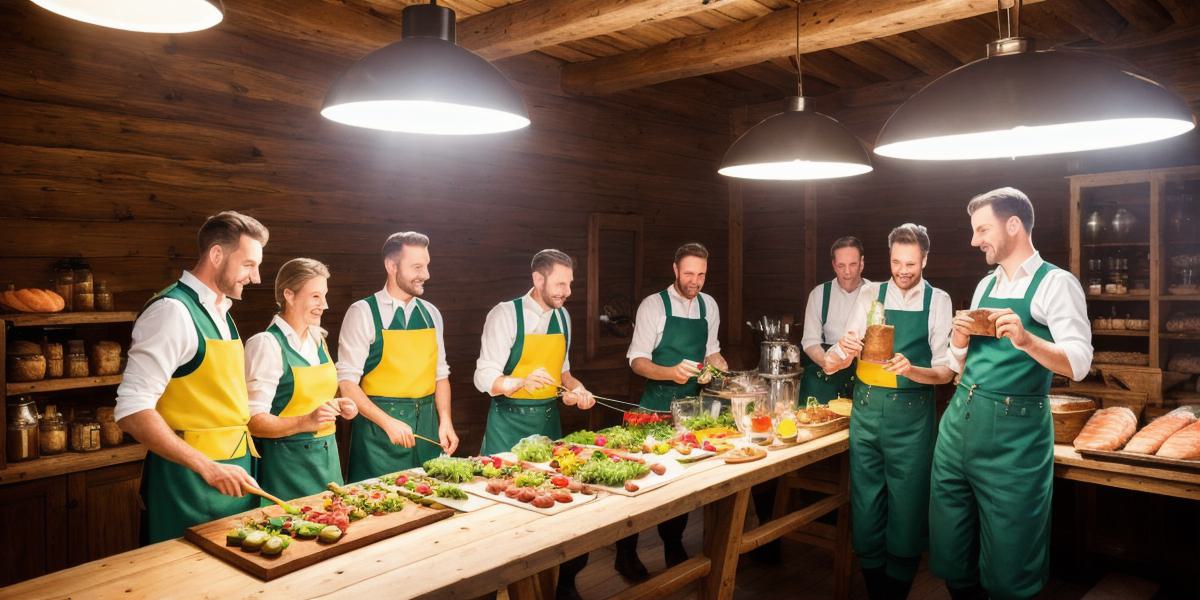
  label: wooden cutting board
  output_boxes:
[1076,448,1200,473]
[185,495,453,580]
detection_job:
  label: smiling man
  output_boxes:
[337,232,457,481]
[929,188,1092,600]
[824,223,953,600]
[116,211,269,543]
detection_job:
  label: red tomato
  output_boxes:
[550,475,569,488]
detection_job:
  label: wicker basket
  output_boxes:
[1050,395,1097,444]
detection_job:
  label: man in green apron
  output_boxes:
[338,232,458,483]
[825,224,953,600]
[931,188,1092,600]
[800,235,870,404]
[618,242,728,579]
[115,211,268,543]
[474,249,596,600]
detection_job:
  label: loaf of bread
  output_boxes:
[89,341,122,376]
[1049,395,1096,413]
[860,324,894,363]
[1168,354,1200,375]
[1073,407,1138,451]
[0,288,65,313]
[1157,421,1200,460]
[958,308,998,336]
[1124,411,1197,454]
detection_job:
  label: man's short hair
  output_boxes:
[197,211,268,256]
[887,223,930,255]
[381,231,430,260]
[830,236,864,260]
[674,242,709,264]
[531,249,573,276]
[967,187,1035,232]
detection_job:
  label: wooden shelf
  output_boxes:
[0,443,146,486]
[1161,332,1200,340]
[1,311,137,327]
[1161,294,1200,301]
[1081,242,1151,248]
[1092,330,1150,337]
[1086,295,1150,301]
[6,374,122,397]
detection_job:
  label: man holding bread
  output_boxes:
[929,188,1092,600]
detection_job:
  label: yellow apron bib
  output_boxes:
[277,356,339,438]
[361,327,437,398]
[506,332,565,399]
[158,336,259,460]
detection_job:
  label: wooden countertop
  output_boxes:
[1053,443,1200,501]
[7,431,849,599]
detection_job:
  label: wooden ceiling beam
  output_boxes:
[560,0,1046,95]
[866,33,962,76]
[1044,0,1127,43]
[1101,0,1174,35]
[456,0,739,60]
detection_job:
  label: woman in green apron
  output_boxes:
[246,258,356,502]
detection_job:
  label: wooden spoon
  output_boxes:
[243,484,299,515]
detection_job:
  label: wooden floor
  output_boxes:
[564,509,1096,600]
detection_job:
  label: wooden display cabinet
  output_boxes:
[1068,166,1200,409]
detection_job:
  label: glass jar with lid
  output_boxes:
[39,404,67,455]
[6,396,40,462]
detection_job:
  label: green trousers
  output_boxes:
[849,384,935,581]
[142,452,257,544]
[929,385,1053,600]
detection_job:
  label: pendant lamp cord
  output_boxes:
[795,0,804,97]
[995,0,1023,39]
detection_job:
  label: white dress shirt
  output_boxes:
[626,286,721,365]
[245,315,327,416]
[832,278,953,369]
[949,252,1093,381]
[473,289,572,394]
[114,271,235,422]
[335,288,450,384]
[801,278,871,352]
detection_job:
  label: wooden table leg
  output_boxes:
[506,565,556,600]
[700,488,751,600]
[832,452,852,600]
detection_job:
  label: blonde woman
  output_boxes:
[246,258,356,500]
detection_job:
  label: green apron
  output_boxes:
[639,290,709,412]
[254,326,343,501]
[347,296,441,482]
[799,280,858,404]
[929,263,1057,600]
[849,282,936,581]
[480,299,569,455]
[139,283,257,544]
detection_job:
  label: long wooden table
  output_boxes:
[4,431,850,600]
[1052,443,1200,501]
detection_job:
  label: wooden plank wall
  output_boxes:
[0,3,735,453]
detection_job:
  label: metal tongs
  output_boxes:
[556,385,670,414]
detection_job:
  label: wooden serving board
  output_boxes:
[1076,448,1200,473]
[185,495,453,580]
[794,416,850,443]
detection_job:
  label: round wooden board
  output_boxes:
[724,447,767,464]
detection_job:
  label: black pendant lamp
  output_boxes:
[874,0,1195,160]
[30,0,224,33]
[322,1,530,135]
[718,2,872,180]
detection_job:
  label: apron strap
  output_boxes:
[659,290,672,318]
[820,280,832,326]
[877,282,888,304]
[502,298,526,376]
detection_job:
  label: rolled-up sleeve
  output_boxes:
[831,283,875,361]
[474,303,515,393]
[1035,271,1093,381]
[244,332,283,416]
[335,300,374,384]
[704,296,721,356]
[800,286,824,352]
[928,289,954,368]
[426,303,451,381]
[626,295,661,365]
[115,300,194,422]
